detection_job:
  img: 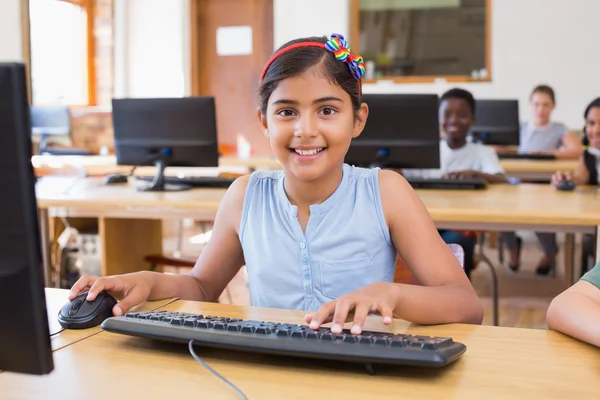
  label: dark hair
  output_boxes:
[530,85,556,103]
[582,97,600,146]
[440,88,476,116]
[584,97,600,119]
[258,36,361,115]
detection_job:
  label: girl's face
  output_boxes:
[585,107,600,149]
[530,92,555,124]
[259,66,368,182]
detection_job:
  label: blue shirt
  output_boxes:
[239,163,398,312]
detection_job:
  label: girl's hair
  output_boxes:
[584,97,600,119]
[582,97,600,146]
[258,36,362,115]
[530,84,556,103]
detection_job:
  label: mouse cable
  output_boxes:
[188,340,249,400]
[50,328,66,337]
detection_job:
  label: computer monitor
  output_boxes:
[111,97,219,192]
[346,93,441,169]
[470,99,520,146]
[0,63,54,375]
[30,105,71,136]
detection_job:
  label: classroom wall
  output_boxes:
[274,0,600,130]
[0,0,24,62]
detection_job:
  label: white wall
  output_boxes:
[113,0,189,98]
[0,0,24,61]
[274,0,600,129]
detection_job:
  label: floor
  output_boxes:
[161,222,587,330]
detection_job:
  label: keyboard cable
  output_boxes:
[188,339,249,400]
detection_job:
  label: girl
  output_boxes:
[501,85,583,275]
[552,97,600,187]
[519,84,582,159]
[69,34,483,334]
[551,97,600,274]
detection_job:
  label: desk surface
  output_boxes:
[36,176,600,227]
[33,154,578,174]
[1,299,599,399]
[499,158,578,173]
[45,288,177,351]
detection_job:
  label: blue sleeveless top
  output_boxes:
[239,163,398,312]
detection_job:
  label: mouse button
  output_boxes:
[68,299,84,316]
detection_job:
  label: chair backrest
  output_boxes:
[447,243,465,268]
[393,243,464,285]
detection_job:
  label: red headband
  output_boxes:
[260,34,365,93]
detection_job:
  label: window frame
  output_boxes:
[29,0,97,106]
[349,0,492,84]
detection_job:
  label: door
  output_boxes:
[191,0,274,156]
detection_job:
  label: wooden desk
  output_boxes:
[500,159,579,181]
[31,154,277,177]
[1,300,599,399]
[35,178,600,287]
[45,288,177,351]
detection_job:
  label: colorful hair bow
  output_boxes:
[324,33,366,81]
[259,33,366,89]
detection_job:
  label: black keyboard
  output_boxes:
[101,311,467,368]
[135,176,235,188]
[406,177,487,190]
[497,153,556,160]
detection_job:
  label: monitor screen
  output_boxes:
[346,93,441,169]
[112,97,219,168]
[470,99,520,146]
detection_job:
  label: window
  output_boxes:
[351,0,491,83]
[28,0,113,106]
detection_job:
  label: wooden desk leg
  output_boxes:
[38,208,53,287]
[99,218,163,276]
[564,233,575,287]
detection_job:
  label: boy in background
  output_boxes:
[403,88,506,278]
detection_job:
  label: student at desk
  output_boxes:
[551,97,600,272]
[501,86,582,275]
[402,88,506,278]
[68,34,483,333]
[517,85,582,159]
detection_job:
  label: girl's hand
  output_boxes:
[442,170,480,179]
[551,170,571,187]
[304,282,398,335]
[68,272,154,316]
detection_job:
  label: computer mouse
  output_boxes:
[556,178,575,192]
[57,291,118,329]
[104,173,128,185]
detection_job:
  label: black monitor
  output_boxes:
[0,63,54,375]
[470,99,520,146]
[111,97,219,192]
[30,105,71,136]
[345,93,441,169]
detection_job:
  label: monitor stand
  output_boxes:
[137,158,190,192]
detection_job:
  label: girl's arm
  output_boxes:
[71,176,249,314]
[552,155,589,186]
[546,278,600,347]
[143,175,248,302]
[554,131,583,159]
[380,170,484,325]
